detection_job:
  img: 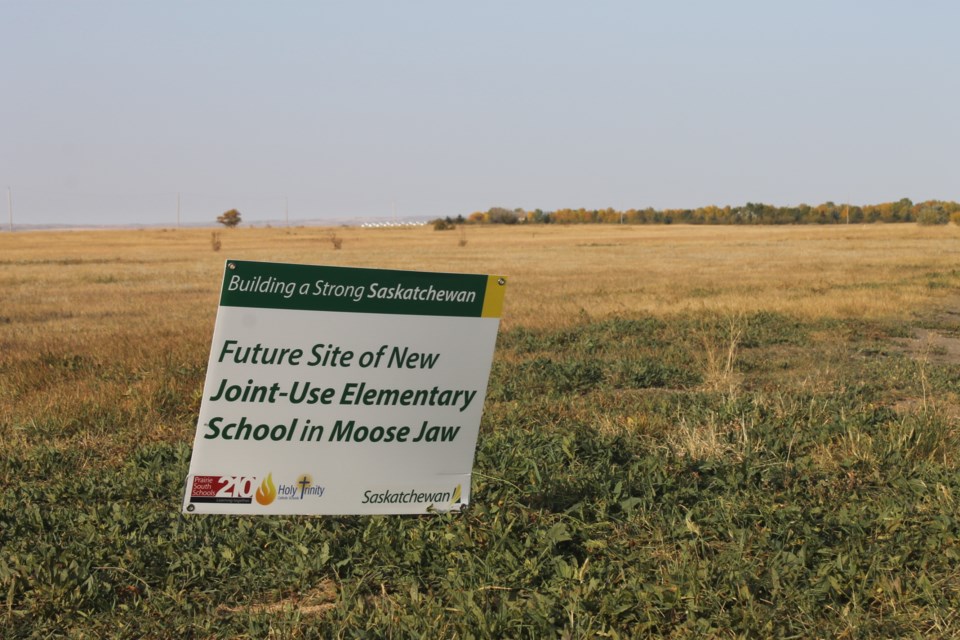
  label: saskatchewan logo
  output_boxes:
[255,473,277,505]
[361,483,464,506]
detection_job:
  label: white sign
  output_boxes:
[182,260,506,515]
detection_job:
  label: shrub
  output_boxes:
[487,207,519,224]
[216,209,241,228]
[916,205,948,225]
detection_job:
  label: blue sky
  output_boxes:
[2,1,957,226]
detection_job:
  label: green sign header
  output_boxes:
[219,260,506,318]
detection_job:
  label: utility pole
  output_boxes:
[177,192,181,228]
[7,187,12,232]
[285,196,289,226]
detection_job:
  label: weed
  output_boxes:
[698,312,746,395]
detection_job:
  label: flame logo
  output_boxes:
[451,484,462,504]
[255,473,277,505]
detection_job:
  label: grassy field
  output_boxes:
[2,224,960,638]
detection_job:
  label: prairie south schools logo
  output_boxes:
[189,475,272,505]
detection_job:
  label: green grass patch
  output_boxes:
[4,310,960,636]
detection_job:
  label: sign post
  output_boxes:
[182,260,506,515]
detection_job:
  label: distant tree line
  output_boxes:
[448,200,960,226]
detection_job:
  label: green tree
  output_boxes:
[916,204,949,225]
[217,209,242,228]
[486,207,519,224]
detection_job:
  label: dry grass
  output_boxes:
[667,411,758,462]
[698,311,746,395]
[2,223,958,331]
[216,580,338,618]
[2,223,959,464]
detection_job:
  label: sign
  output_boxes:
[182,260,506,515]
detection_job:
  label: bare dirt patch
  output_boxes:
[893,295,960,365]
[888,294,960,421]
[217,580,337,618]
